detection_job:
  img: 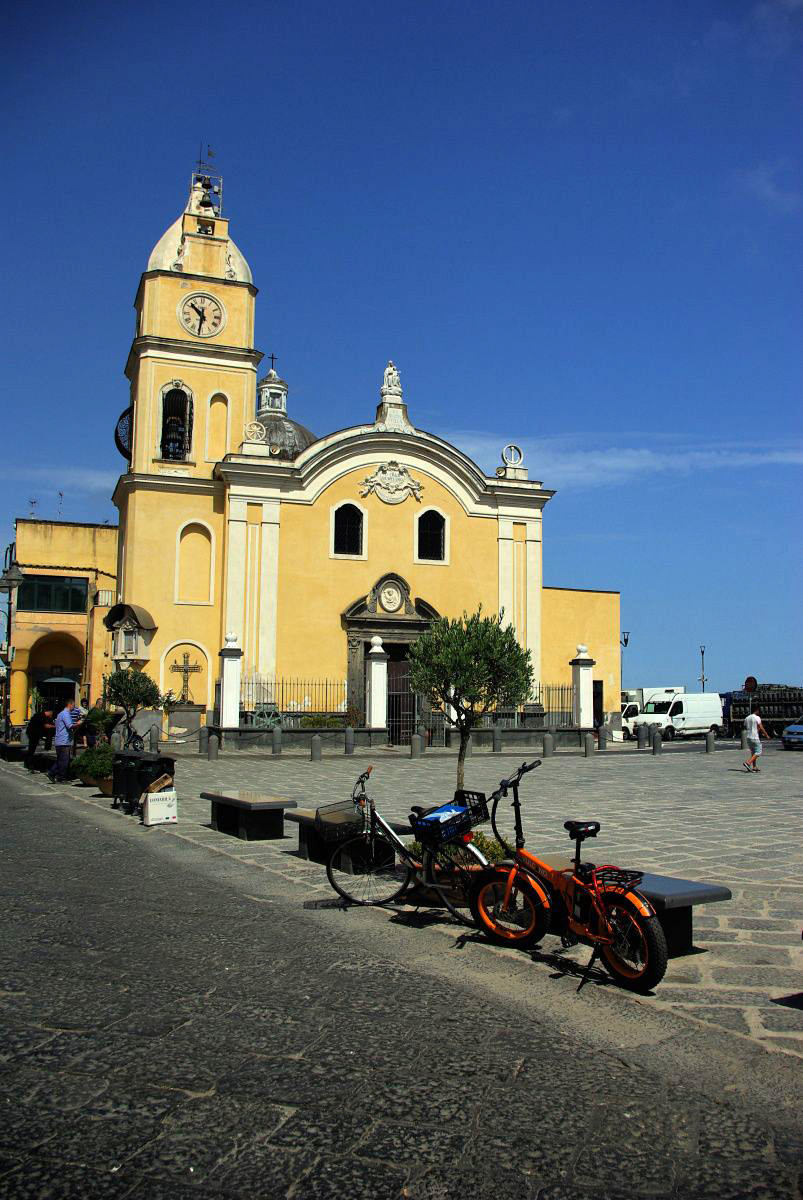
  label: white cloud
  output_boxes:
[4,466,118,495]
[738,163,801,214]
[441,432,803,489]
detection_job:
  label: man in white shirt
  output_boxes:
[743,707,769,772]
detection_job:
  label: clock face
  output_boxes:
[178,292,226,338]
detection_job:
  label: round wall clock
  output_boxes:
[178,292,226,338]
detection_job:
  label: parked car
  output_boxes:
[781,716,803,751]
[635,692,724,740]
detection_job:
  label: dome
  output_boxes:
[258,412,317,460]
[146,209,253,284]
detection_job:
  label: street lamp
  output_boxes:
[0,558,25,739]
[699,644,706,693]
[620,631,630,692]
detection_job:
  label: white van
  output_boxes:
[636,693,724,740]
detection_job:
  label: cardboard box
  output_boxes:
[142,788,178,826]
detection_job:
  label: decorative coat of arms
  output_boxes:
[360,461,423,505]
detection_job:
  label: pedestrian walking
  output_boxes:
[47,699,77,784]
[743,706,769,773]
[24,708,54,771]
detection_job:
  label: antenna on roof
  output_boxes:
[57,491,64,518]
[28,497,38,518]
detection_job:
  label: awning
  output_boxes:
[103,603,157,632]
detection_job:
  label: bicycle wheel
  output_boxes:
[326,834,413,906]
[469,868,549,948]
[422,841,487,927]
[598,893,668,993]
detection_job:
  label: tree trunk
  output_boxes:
[456,729,469,790]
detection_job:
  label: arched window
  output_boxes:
[333,504,363,556]
[161,388,193,460]
[417,510,446,561]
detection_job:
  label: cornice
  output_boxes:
[125,336,263,379]
[134,271,258,308]
[112,472,223,507]
[215,424,554,515]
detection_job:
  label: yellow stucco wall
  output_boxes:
[116,485,225,709]
[10,521,118,720]
[275,468,499,678]
[541,586,620,714]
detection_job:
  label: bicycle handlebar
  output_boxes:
[351,766,374,800]
[493,758,541,800]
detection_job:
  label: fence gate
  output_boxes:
[387,660,416,745]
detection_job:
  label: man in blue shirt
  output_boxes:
[47,699,77,783]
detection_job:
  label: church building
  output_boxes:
[8,170,621,735]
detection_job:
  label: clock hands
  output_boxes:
[190,302,204,319]
[196,306,206,333]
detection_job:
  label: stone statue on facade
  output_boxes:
[382,361,402,397]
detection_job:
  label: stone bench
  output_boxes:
[200,790,297,841]
[286,808,413,865]
[542,856,731,957]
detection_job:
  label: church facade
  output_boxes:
[81,171,618,728]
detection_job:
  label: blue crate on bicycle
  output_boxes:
[314,800,365,842]
[410,790,488,846]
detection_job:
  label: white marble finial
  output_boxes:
[576,644,588,656]
[225,632,239,647]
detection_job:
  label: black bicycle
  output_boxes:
[321,768,490,925]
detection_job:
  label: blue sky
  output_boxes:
[3,0,801,692]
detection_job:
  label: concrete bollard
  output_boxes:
[444,727,453,749]
[110,727,124,750]
[272,725,282,756]
[652,728,662,755]
[584,732,595,757]
[208,731,219,760]
[636,724,649,750]
[492,725,502,753]
[149,726,159,752]
[464,734,472,757]
[199,726,209,755]
[345,726,355,756]
[310,734,322,761]
[542,731,554,758]
[418,724,427,753]
[410,734,422,758]
[598,727,608,751]
[705,730,716,754]
[740,729,749,750]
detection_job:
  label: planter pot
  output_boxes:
[81,774,114,796]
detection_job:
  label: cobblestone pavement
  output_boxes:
[6,738,801,1060]
[1,768,801,1199]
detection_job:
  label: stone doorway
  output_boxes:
[342,573,439,724]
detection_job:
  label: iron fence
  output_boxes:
[240,675,348,724]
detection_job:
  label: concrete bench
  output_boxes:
[286,808,413,865]
[542,855,731,957]
[200,790,297,841]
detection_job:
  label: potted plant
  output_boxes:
[70,743,115,794]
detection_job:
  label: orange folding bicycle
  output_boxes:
[468,760,668,992]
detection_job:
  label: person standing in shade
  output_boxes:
[743,706,769,773]
[47,699,77,784]
[24,707,54,771]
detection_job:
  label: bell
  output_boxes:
[198,189,215,212]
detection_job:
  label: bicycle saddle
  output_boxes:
[564,820,600,841]
[410,804,440,817]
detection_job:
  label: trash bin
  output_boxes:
[112,750,176,812]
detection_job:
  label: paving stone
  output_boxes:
[756,1007,803,1032]
[671,1006,751,1034]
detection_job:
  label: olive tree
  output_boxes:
[104,669,165,744]
[408,608,533,789]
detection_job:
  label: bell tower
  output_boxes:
[110,171,263,699]
[117,169,262,479]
